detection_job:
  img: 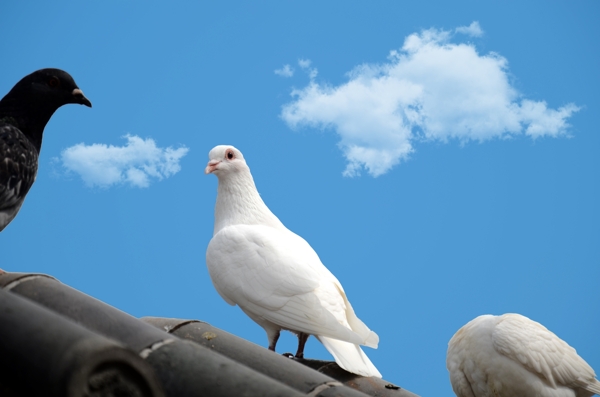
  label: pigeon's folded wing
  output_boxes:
[207,224,364,345]
[0,123,37,211]
[492,314,598,390]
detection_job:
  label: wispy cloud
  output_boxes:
[298,58,318,80]
[455,21,484,37]
[58,135,189,188]
[274,64,294,77]
[280,23,579,177]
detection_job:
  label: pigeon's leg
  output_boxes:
[268,329,280,351]
[295,332,310,358]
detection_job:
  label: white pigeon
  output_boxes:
[205,145,381,378]
[447,313,600,397]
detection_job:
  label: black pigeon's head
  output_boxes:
[8,68,92,109]
[0,68,92,151]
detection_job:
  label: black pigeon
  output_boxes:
[0,68,91,231]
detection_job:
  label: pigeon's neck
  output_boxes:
[214,169,286,235]
[0,93,58,153]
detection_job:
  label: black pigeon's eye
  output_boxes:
[47,76,60,88]
[226,150,235,160]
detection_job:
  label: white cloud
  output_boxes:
[298,58,318,80]
[298,59,312,69]
[275,64,294,77]
[58,135,189,188]
[280,25,579,177]
[455,21,484,37]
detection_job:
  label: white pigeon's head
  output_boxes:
[205,145,247,176]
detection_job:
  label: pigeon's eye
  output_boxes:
[226,150,235,160]
[47,76,60,88]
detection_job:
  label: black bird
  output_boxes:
[0,68,91,231]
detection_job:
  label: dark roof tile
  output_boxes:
[0,271,420,397]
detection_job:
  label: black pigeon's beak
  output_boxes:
[72,88,92,108]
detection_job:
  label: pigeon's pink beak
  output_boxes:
[205,160,220,174]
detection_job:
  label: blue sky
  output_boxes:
[1,2,599,395]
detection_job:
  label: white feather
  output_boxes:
[205,145,381,378]
[318,336,382,378]
[447,313,600,397]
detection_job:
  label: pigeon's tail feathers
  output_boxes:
[363,331,379,349]
[583,379,600,394]
[239,288,368,346]
[341,289,379,348]
[318,336,382,378]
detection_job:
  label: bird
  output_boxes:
[447,313,600,397]
[0,68,91,231]
[205,145,382,378]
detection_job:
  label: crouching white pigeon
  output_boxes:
[447,313,600,397]
[205,145,381,378]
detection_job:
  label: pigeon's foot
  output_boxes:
[268,330,280,351]
[294,332,309,359]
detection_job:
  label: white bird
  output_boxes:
[205,145,381,378]
[447,313,600,397]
